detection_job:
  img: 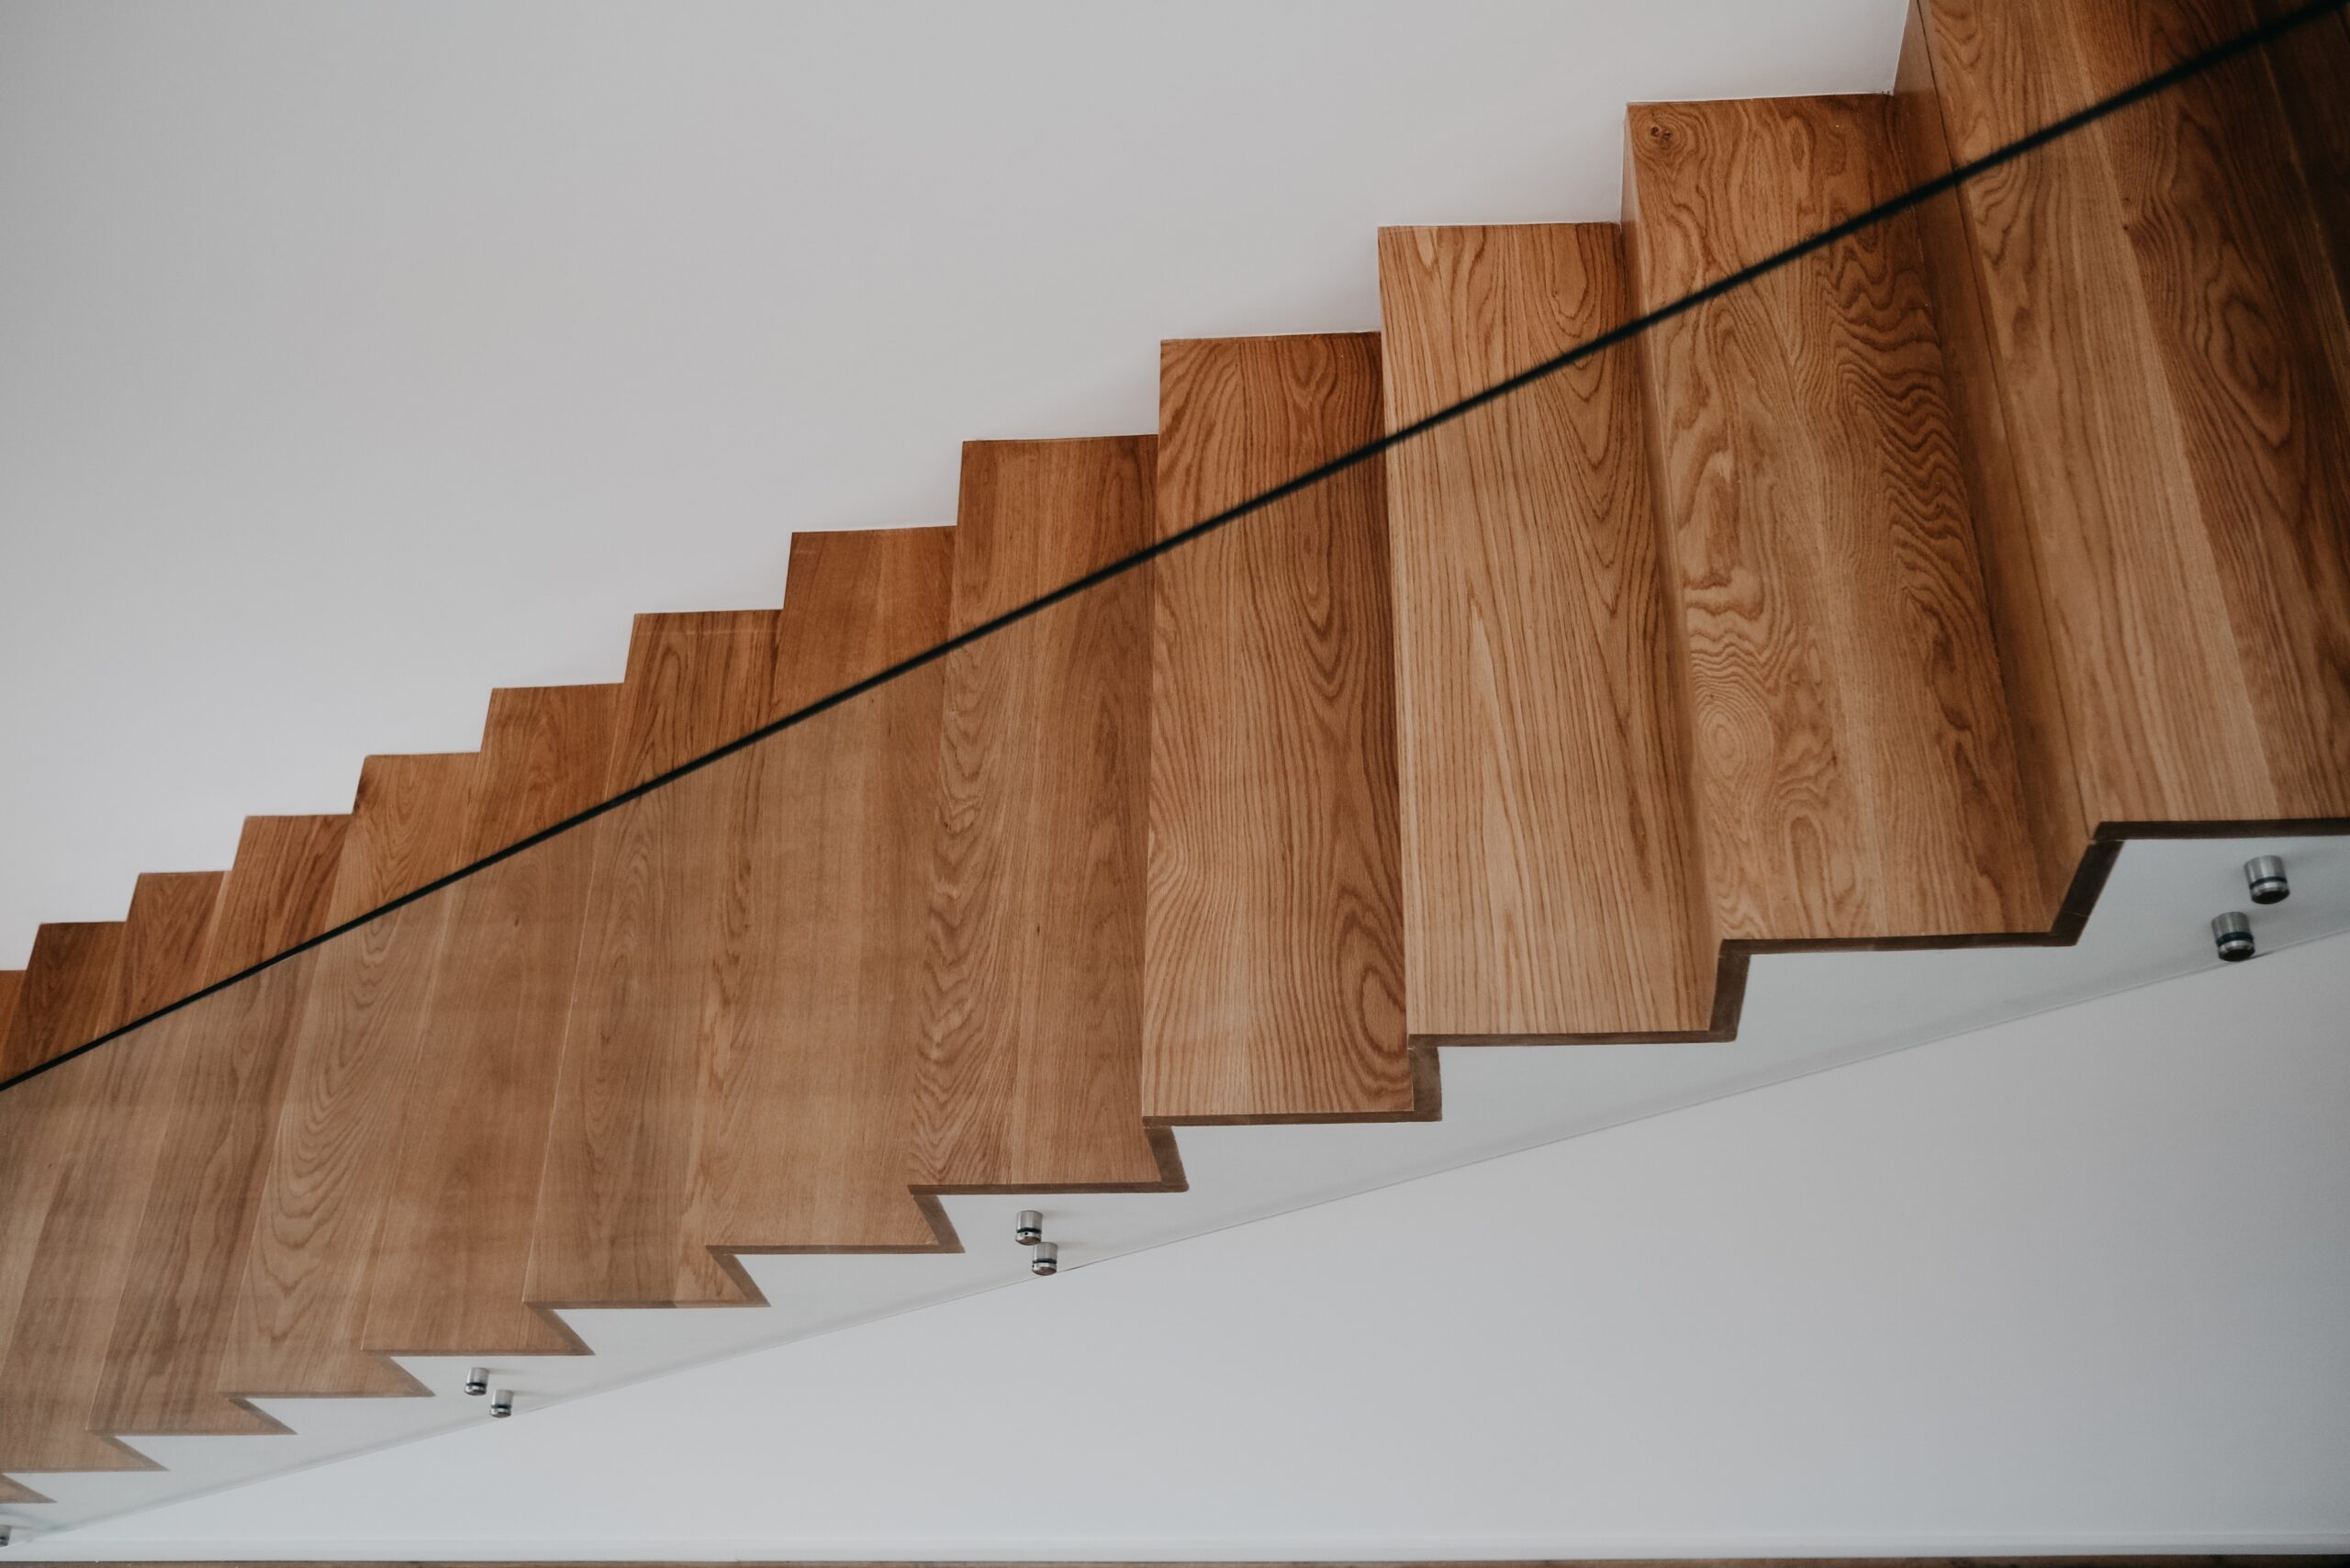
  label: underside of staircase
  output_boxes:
[2,0,2347,1531]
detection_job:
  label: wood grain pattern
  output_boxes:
[916,438,1170,1188]
[1377,223,1716,1039]
[1625,96,2049,939]
[0,971,20,1057]
[0,920,127,1078]
[1147,334,1410,1117]
[323,754,483,925]
[527,611,790,1306]
[0,876,226,1484]
[92,815,347,1439]
[700,528,952,1254]
[219,757,482,1399]
[118,871,227,1021]
[364,685,621,1357]
[1893,3,2095,902]
[1916,0,2350,827]
[0,1042,178,1479]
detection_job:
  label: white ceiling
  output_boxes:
[0,0,1909,964]
[22,928,2350,1559]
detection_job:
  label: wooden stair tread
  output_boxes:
[362,683,623,1358]
[524,610,792,1307]
[1147,333,1412,1119]
[1911,0,2350,826]
[0,868,229,1482]
[0,920,128,1079]
[218,754,486,1400]
[914,437,1173,1190]
[1624,91,2050,939]
[1378,221,1717,1040]
[88,815,350,1439]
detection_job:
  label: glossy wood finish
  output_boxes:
[527,612,791,1306]
[1913,0,2350,828]
[1147,335,1411,1117]
[92,815,348,1439]
[1378,224,1715,1040]
[220,757,482,1399]
[1625,95,2049,941]
[916,438,1170,1188]
[364,685,621,1358]
[0,921,127,1078]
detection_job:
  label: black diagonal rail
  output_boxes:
[6,0,2344,1096]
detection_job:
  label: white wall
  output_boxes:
[37,929,2350,1559]
[0,0,1911,965]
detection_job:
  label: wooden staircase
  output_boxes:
[2,0,2346,1512]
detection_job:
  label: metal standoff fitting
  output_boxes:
[489,1388,515,1418]
[2212,911,2255,963]
[1014,1210,1044,1247]
[464,1366,489,1396]
[1030,1240,1059,1277]
[2244,855,2290,904]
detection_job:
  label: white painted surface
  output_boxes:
[0,0,1911,965]
[21,921,2350,1558]
[4,832,2346,1545]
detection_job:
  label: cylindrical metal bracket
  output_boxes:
[2212,911,2255,963]
[464,1366,489,1396]
[489,1388,515,1418]
[1030,1241,1059,1277]
[1014,1210,1044,1247]
[2245,855,2290,904]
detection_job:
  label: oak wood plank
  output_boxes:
[363,684,621,1357]
[1894,2,2095,901]
[118,871,227,1022]
[1626,95,2048,939]
[0,867,229,1483]
[0,1068,83,1502]
[916,439,1169,1187]
[526,611,790,1306]
[0,921,127,1079]
[1377,223,1716,1038]
[0,1043,181,1479]
[698,528,956,1261]
[92,816,346,1439]
[1917,0,2350,824]
[0,972,20,1057]
[1147,334,1410,1117]
[219,756,480,1399]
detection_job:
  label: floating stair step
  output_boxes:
[527,609,799,1307]
[90,813,349,1442]
[1377,221,1716,1042]
[0,921,127,1079]
[915,437,1175,1192]
[361,683,622,1360]
[690,527,952,1255]
[0,871,228,1485]
[219,754,485,1402]
[1907,0,2350,828]
[1147,332,1412,1120]
[1623,91,2050,940]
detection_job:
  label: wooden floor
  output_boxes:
[1,0,2346,1507]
